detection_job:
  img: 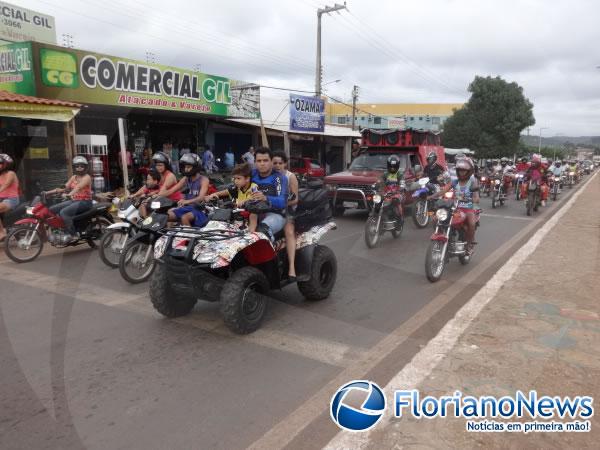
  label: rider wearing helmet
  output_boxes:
[380,155,406,218]
[166,153,209,227]
[522,153,549,206]
[0,153,20,241]
[438,158,480,254]
[45,156,93,241]
[153,151,183,202]
[423,151,445,185]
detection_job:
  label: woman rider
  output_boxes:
[272,151,299,281]
[0,153,20,241]
[45,156,93,241]
[437,157,480,254]
[152,151,183,202]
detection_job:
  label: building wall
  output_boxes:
[326,103,463,132]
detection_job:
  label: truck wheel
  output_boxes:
[298,245,337,301]
[220,267,270,334]
[150,264,197,317]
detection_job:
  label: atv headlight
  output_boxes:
[151,201,161,209]
[436,208,449,222]
[153,235,168,259]
[372,194,382,204]
[195,251,213,264]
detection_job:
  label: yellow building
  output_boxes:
[326,103,463,132]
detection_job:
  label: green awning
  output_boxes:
[0,101,80,122]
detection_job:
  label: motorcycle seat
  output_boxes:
[72,203,110,222]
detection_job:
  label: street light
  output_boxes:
[322,79,341,87]
[538,127,548,153]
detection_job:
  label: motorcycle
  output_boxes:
[491,174,509,209]
[514,172,525,200]
[118,196,176,284]
[364,184,405,248]
[566,170,575,188]
[525,179,542,216]
[425,190,480,282]
[98,197,143,268]
[411,177,438,228]
[4,193,113,263]
[479,175,492,197]
[549,175,560,201]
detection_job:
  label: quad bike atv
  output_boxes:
[149,193,337,334]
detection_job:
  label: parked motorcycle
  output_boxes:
[412,177,438,228]
[425,191,480,282]
[118,196,175,284]
[4,193,113,263]
[364,184,405,248]
[98,197,143,268]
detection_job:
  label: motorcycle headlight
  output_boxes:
[372,194,382,204]
[117,211,127,219]
[26,207,34,215]
[495,179,501,185]
[570,172,575,176]
[150,201,161,209]
[153,235,168,259]
[436,208,449,222]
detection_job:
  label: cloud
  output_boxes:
[19,0,600,135]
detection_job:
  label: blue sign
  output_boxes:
[289,94,325,132]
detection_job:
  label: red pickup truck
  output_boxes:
[324,128,446,216]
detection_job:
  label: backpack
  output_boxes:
[294,188,332,232]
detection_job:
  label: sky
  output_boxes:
[17,0,600,136]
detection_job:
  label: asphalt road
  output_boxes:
[0,181,585,450]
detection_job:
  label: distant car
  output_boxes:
[290,157,326,178]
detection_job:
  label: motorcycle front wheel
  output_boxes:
[119,239,156,284]
[4,226,44,263]
[99,228,130,268]
[412,199,429,228]
[364,215,381,248]
[425,240,446,282]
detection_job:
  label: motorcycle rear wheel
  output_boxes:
[86,216,113,249]
[391,217,403,239]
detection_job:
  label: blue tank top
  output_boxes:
[452,178,475,209]
[184,175,204,200]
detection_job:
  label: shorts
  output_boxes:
[172,205,209,227]
[0,197,19,210]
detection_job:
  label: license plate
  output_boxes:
[343,201,359,208]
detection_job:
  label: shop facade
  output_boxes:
[0,40,260,194]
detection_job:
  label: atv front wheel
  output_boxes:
[150,264,197,317]
[220,267,270,334]
[298,245,337,301]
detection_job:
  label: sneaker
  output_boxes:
[541,200,546,207]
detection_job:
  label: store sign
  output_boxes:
[0,41,34,94]
[33,43,260,119]
[0,2,56,44]
[387,117,406,129]
[289,94,325,132]
[25,147,49,159]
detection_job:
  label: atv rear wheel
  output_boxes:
[220,267,270,334]
[298,245,337,301]
[150,264,197,317]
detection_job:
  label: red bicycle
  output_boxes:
[4,193,113,263]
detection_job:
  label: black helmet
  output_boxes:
[387,155,400,173]
[180,153,201,176]
[152,151,171,168]
[521,157,528,163]
[72,155,88,174]
[455,158,474,181]
[426,151,437,164]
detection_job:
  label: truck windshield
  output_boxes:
[349,153,409,171]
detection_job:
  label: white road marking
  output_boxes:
[324,172,598,449]
[480,213,533,221]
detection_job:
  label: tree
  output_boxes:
[442,76,535,158]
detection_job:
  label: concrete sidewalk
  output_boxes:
[344,173,600,449]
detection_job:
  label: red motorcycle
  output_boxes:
[364,183,405,248]
[479,175,492,197]
[425,190,480,282]
[4,193,113,263]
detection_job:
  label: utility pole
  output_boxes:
[538,127,548,153]
[351,85,359,130]
[315,2,347,97]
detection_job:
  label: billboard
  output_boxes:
[31,43,260,118]
[0,2,56,44]
[289,94,325,132]
[0,41,34,94]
